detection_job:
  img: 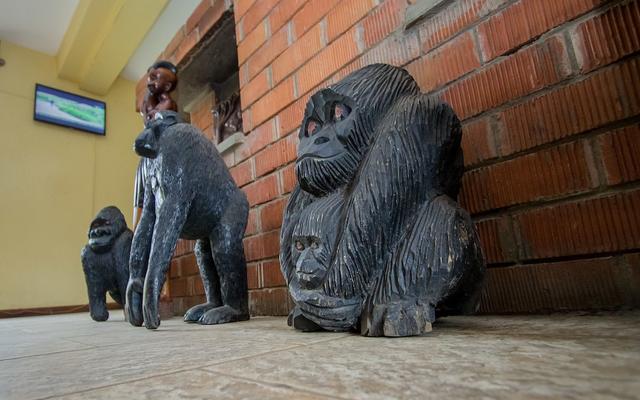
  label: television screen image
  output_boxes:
[34,84,106,135]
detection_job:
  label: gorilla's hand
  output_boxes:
[143,285,161,330]
[125,278,143,327]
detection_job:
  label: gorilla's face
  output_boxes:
[88,207,126,253]
[291,234,329,289]
[295,89,363,196]
[134,111,181,158]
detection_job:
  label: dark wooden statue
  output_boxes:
[126,111,249,329]
[213,93,242,144]
[280,64,486,337]
[81,206,132,321]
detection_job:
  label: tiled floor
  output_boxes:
[0,311,638,399]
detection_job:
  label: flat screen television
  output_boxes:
[34,84,106,135]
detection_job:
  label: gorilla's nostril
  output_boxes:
[314,136,330,145]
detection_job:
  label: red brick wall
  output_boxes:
[141,0,640,316]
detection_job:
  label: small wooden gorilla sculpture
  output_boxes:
[81,206,132,321]
[280,64,486,337]
[127,111,249,329]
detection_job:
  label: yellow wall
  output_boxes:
[0,41,141,310]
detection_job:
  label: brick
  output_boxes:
[571,0,640,73]
[249,287,291,315]
[326,0,375,42]
[272,24,324,84]
[243,174,279,207]
[478,255,640,313]
[234,0,256,21]
[254,134,298,178]
[237,20,267,64]
[500,58,640,155]
[243,0,279,36]
[260,197,288,232]
[175,28,199,64]
[174,239,195,257]
[193,277,205,296]
[477,0,601,62]
[235,119,277,162]
[516,189,640,260]
[247,263,260,289]
[460,139,599,214]
[362,0,406,49]
[169,258,181,279]
[164,27,186,60]
[262,259,286,287]
[597,124,640,185]
[442,35,572,120]
[460,117,498,166]
[197,0,228,36]
[179,253,200,276]
[418,0,506,53]
[183,295,207,310]
[241,68,270,108]
[297,27,361,96]
[280,162,298,194]
[407,31,480,92]
[172,277,188,297]
[475,217,518,264]
[244,230,280,261]
[292,0,340,38]
[246,208,259,236]
[269,0,306,34]
[246,27,289,80]
[251,77,296,128]
[360,30,420,67]
[229,158,253,187]
[277,96,308,136]
[186,0,212,33]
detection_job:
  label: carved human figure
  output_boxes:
[280,64,486,337]
[134,61,179,225]
[126,111,249,329]
[80,206,132,321]
[141,60,178,122]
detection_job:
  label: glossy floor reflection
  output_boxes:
[1,311,638,399]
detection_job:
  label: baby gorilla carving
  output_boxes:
[81,206,132,321]
[127,111,249,329]
[281,64,486,336]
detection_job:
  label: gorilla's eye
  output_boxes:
[333,103,351,122]
[294,241,305,251]
[306,120,321,137]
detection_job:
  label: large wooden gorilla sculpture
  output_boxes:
[127,111,249,329]
[280,64,486,337]
[81,206,132,321]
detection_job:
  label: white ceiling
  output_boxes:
[121,0,201,81]
[0,0,201,82]
[0,0,79,55]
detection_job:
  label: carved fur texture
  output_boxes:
[280,64,486,336]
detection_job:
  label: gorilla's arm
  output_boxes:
[126,183,155,326]
[81,247,109,321]
[142,193,190,329]
[323,95,463,299]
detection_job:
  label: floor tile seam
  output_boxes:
[35,341,339,400]
[0,345,98,362]
[201,369,350,400]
